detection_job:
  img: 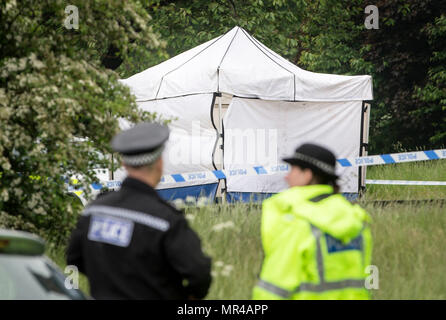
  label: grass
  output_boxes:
[364,202,446,299]
[185,203,263,300]
[47,159,446,299]
[363,159,446,200]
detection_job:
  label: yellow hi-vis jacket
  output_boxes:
[252,184,372,300]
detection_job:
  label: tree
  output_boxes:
[123,0,309,77]
[0,0,164,243]
[414,13,446,146]
[360,0,446,152]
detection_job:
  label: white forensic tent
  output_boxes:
[119,26,373,200]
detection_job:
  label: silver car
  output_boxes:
[0,229,87,300]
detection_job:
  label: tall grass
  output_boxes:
[363,202,446,299]
[184,203,262,300]
[364,159,446,200]
[47,159,446,299]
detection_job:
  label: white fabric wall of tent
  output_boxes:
[118,26,373,200]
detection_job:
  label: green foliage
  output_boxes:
[0,0,163,244]
[359,0,446,153]
[298,0,372,75]
[136,0,309,68]
[413,14,446,144]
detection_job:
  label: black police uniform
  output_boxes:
[66,177,212,299]
[66,122,212,300]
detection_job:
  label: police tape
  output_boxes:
[158,164,290,185]
[68,148,446,192]
[337,149,446,167]
[366,180,446,186]
[67,164,290,192]
[159,149,446,185]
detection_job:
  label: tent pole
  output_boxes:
[218,94,226,203]
[109,110,114,181]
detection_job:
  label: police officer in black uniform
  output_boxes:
[66,122,212,299]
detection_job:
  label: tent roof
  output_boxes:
[120,26,373,102]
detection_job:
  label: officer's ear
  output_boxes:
[303,168,315,185]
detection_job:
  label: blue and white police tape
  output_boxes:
[68,148,446,192]
[337,149,446,167]
[159,164,290,185]
[366,180,446,186]
[158,149,446,185]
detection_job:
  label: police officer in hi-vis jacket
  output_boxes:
[253,143,372,300]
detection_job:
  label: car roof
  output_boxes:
[0,229,45,255]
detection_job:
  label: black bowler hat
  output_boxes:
[111,122,169,166]
[282,143,339,181]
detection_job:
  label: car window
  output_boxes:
[0,255,86,300]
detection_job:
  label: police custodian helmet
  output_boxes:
[111,122,170,166]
